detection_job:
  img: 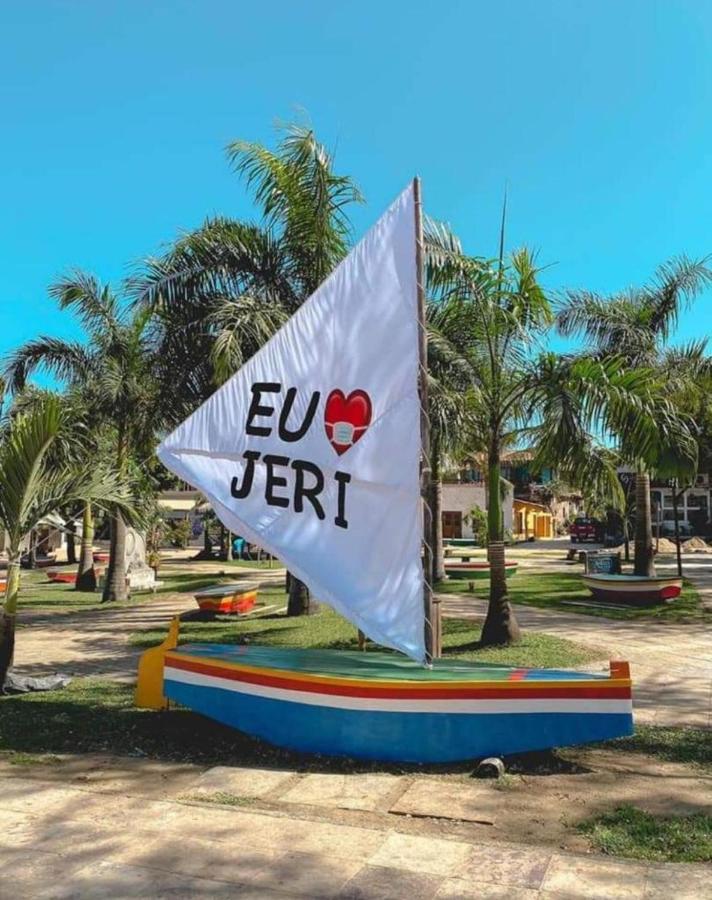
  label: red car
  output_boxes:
[570,517,604,543]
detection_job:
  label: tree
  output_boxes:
[132,124,363,615]
[0,395,134,689]
[558,256,712,575]
[426,299,474,581]
[4,274,170,600]
[425,225,671,644]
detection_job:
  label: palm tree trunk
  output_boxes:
[226,531,234,562]
[102,511,129,602]
[26,530,36,569]
[76,503,96,591]
[480,443,520,646]
[633,471,655,577]
[287,576,316,616]
[0,556,21,690]
[66,516,77,566]
[431,448,446,583]
[103,424,129,602]
[672,481,683,579]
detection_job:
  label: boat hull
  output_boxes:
[444,562,518,580]
[47,570,77,585]
[582,574,682,605]
[194,586,257,615]
[162,646,633,763]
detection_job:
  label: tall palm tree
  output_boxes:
[132,124,363,614]
[4,274,168,601]
[425,231,673,644]
[425,280,481,582]
[0,394,134,688]
[557,256,711,575]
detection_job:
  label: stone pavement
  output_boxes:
[0,758,709,900]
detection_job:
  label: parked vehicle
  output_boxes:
[570,517,604,543]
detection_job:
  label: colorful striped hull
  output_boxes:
[444,562,518,580]
[163,646,633,763]
[195,589,257,615]
[582,574,682,605]
[47,570,77,584]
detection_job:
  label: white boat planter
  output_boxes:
[582,574,682,605]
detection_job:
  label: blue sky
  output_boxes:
[1,0,711,366]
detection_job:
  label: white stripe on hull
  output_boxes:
[165,667,632,716]
[582,578,680,592]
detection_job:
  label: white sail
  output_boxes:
[158,184,425,661]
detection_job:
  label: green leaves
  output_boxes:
[0,394,62,548]
[0,395,138,558]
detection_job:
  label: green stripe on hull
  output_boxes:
[172,644,597,683]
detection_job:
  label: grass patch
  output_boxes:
[130,592,604,668]
[437,572,707,622]
[578,805,712,862]
[218,558,285,570]
[0,750,62,766]
[604,725,712,771]
[14,568,264,614]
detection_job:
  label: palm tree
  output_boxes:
[425,279,481,582]
[4,274,169,601]
[558,256,711,575]
[132,124,363,614]
[0,394,134,688]
[425,227,674,644]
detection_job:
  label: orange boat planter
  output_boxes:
[195,585,257,615]
[47,570,77,585]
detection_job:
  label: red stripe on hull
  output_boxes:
[165,656,630,701]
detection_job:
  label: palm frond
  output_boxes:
[50,270,123,340]
[2,337,96,395]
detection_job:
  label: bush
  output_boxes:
[165,519,191,549]
[465,506,488,545]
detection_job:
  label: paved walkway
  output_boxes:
[13,570,285,681]
[1,757,709,899]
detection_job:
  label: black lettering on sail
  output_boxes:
[231,450,261,498]
[278,388,321,442]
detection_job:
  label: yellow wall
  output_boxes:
[513,502,553,539]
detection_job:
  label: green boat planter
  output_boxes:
[445,538,478,548]
[444,561,518,580]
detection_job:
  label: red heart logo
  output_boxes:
[324,389,372,456]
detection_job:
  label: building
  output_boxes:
[649,474,710,534]
[442,448,580,542]
[440,482,513,540]
[512,498,554,540]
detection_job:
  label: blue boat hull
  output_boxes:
[165,678,633,763]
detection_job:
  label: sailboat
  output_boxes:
[136,181,633,763]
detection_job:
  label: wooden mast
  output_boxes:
[413,177,441,661]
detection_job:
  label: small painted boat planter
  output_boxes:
[146,642,633,763]
[194,584,257,616]
[47,569,77,585]
[93,551,110,564]
[444,561,518,580]
[582,574,682,605]
[445,538,478,548]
